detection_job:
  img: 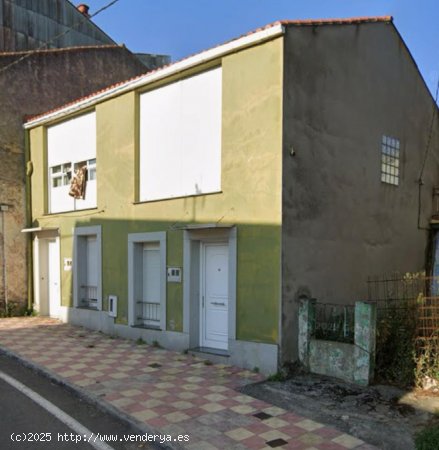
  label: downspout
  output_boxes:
[0,205,8,314]
[24,130,34,312]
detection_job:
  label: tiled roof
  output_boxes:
[24,16,393,125]
[280,16,392,26]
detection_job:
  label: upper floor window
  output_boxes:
[381,135,400,186]
[50,163,70,188]
[139,67,222,202]
[47,112,96,213]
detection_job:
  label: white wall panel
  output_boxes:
[140,67,222,201]
[49,185,74,213]
[47,112,96,166]
[47,112,96,213]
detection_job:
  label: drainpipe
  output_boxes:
[0,204,9,314]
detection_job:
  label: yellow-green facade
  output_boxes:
[27,37,283,373]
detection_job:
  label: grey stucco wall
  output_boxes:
[281,22,439,362]
[0,46,147,311]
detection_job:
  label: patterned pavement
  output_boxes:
[0,318,378,450]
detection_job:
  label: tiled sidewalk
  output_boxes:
[0,318,377,450]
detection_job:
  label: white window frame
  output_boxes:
[139,67,222,202]
[47,111,97,213]
[128,232,166,330]
[381,135,400,186]
[49,163,71,188]
[73,225,102,310]
[49,158,96,190]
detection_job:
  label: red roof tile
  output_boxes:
[25,16,393,124]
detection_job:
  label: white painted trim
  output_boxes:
[24,24,284,129]
[32,229,61,316]
[22,227,58,233]
[183,227,237,344]
[128,231,166,330]
[33,236,41,313]
[73,225,102,310]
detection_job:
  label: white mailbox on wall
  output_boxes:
[167,267,182,283]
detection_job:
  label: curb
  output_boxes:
[0,345,185,450]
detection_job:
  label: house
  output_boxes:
[0,1,168,314]
[24,17,439,373]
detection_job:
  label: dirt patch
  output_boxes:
[240,373,439,449]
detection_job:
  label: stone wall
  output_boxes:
[299,299,376,386]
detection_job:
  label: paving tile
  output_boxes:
[131,409,158,421]
[262,406,287,417]
[173,400,194,410]
[295,419,325,432]
[259,430,291,442]
[163,411,191,424]
[203,393,227,402]
[200,402,226,413]
[331,434,365,449]
[0,318,369,450]
[263,417,290,429]
[178,391,199,400]
[225,427,254,441]
[120,389,143,397]
[140,398,165,409]
[298,433,324,446]
[230,404,257,415]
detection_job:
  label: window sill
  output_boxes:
[132,324,161,331]
[44,207,99,216]
[133,190,222,205]
[77,306,99,311]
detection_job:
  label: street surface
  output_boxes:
[0,353,152,450]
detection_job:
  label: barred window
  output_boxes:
[381,136,400,186]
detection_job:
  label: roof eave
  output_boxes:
[24,23,285,129]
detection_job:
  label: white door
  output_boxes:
[85,236,98,307]
[47,239,61,317]
[201,243,228,350]
[142,243,161,327]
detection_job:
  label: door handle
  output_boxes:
[211,302,226,306]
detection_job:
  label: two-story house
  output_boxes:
[24,17,439,373]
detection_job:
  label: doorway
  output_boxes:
[200,242,229,350]
[35,234,61,317]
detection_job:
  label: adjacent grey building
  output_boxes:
[0,0,115,50]
[280,17,439,362]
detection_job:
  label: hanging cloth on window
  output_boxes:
[69,165,87,199]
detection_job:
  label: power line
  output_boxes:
[0,0,122,75]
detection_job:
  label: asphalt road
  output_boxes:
[0,353,154,450]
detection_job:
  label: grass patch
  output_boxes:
[267,371,286,382]
[415,425,439,450]
[136,337,147,345]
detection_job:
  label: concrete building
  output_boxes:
[0,1,167,314]
[24,17,439,373]
[0,0,114,50]
[0,0,170,71]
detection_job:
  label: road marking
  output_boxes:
[0,370,114,450]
